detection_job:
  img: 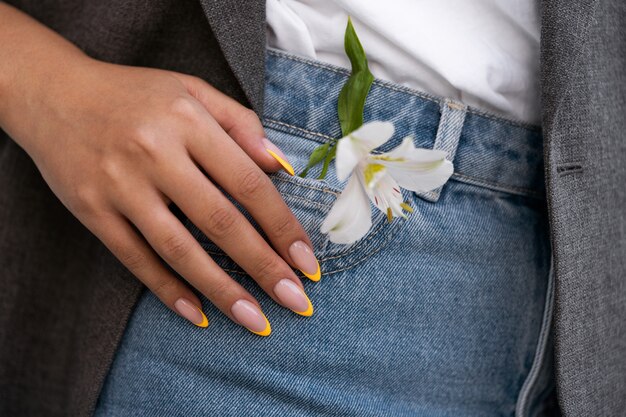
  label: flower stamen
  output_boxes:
[320,121,453,244]
[400,202,414,213]
[371,155,405,162]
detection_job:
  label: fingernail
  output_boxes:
[263,138,295,176]
[288,241,321,281]
[273,279,314,317]
[174,298,209,328]
[231,299,271,336]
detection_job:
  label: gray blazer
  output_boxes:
[0,1,624,416]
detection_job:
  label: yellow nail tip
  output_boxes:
[295,299,314,317]
[266,148,295,176]
[301,260,321,282]
[251,316,272,337]
[194,308,209,328]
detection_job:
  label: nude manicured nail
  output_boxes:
[174,298,208,328]
[274,279,314,317]
[263,137,295,176]
[231,299,271,336]
[289,241,321,281]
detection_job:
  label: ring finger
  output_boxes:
[119,190,275,336]
[153,155,314,318]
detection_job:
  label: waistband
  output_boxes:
[263,48,545,199]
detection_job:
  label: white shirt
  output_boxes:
[266,0,541,125]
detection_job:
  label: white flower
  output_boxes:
[320,121,453,244]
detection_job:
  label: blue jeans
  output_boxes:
[95,49,555,417]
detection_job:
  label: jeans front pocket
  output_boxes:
[182,124,406,279]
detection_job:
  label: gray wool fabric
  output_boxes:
[541,0,626,415]
[0,0,624,416]
[0,1,261,416]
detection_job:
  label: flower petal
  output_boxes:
[335,137,365,181]
[373,137,454,192]
[335,121,395,181]
[389,159,454,192]
[360,170,405,219]
[351,121,395,151]
[320,173,372,244]
[381,136,448,162]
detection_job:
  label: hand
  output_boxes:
[1,53,320,335]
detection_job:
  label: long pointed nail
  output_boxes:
[174,298,209,328]
[273,279,314,317]
[263,138,295,176]
[231,299,271,336]
[288,241,321,281]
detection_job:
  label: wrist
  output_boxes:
[0,48,92,152]
[0,2,91,148]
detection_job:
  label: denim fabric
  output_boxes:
[94,49,554,417]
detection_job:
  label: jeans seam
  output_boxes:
[272,174,340,196]
[265,118,543,199]
[205,219,400,276]
[451,173,545,199]
[200,214,403,271]
[264,118,337,142]
[515,252,555,416]
[276,192,333,209]
[266,48,541,131]
[314,222,403,274]
[318,216,403,262]
[415,99,467,203]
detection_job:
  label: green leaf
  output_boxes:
[299,142,330,177]
[317,143,337,179]
[300,16,373,179]
[337,17,374,137]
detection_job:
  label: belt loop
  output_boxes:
[416,98,467,202]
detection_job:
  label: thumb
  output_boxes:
[175,73,294,176]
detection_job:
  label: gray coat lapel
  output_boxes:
[198,0,266,113]
[540,0,599,127]
[541,0,626,415]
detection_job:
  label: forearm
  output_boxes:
[0,2,89,144]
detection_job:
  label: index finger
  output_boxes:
[187,117,321,282]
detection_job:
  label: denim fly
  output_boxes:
[94,48,555,417]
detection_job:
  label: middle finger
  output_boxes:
[155,152,314,317]
[186,115,321,281]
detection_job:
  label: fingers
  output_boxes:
[85,209,209,328]
[117,190,276,336]
[153,151,314,317]
[185,116,321,282]
[173,73,295,175]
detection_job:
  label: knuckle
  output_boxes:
[72,185,100,214]
[118,249,148,272]
[99,158,125,184]
[253,254,282,281]
[237,168,269,200]
[205,205,238,238]
[270,215,296,239]
[228,108,261,136]
[239,108,259,125]
[203,280,231,301]
[169,96,200,122]
[151,278,178,301]
[159,232,193,263]
[127,125,161,159]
